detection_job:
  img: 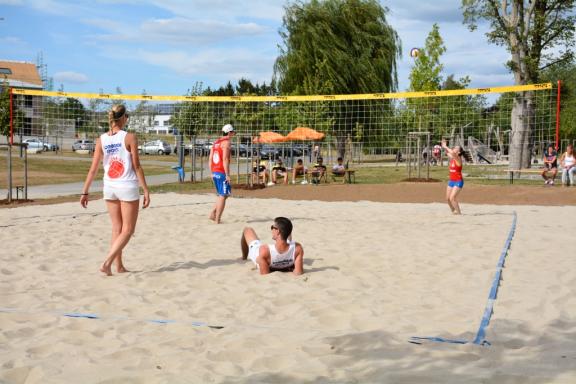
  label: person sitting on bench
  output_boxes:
[541,144,558,185]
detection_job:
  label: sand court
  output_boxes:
[1,193,575,383]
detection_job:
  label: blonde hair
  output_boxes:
[108,104,127,128]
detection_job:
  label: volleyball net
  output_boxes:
[10,83,557,165]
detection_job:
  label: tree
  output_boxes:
[170,82,209,138]
[0,79,11,138]
[409,23,446,92]
[540,59,576,142]
[0,80,24,139]
[462,0,576,168]
[274,0,401,157]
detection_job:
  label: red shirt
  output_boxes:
[210,136,229,174]
[449,158,463,181]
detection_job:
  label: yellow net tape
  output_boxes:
[12,83,552,102]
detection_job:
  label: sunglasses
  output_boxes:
[270,225,278,230]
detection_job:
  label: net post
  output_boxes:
[555,80,561,151]
[9,87,13,145]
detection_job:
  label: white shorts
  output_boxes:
[103,185,140,202]
[248,240,262,265]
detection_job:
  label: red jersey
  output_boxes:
[449,158,463,181]
[210,136,230,174]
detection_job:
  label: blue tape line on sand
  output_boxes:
[409,336,468,345]
[472,211,517,345]
[410,211,517,347]
[0,307,224,330]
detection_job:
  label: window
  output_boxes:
[154,121,159,126]
[24,95,33,108]
[0,68,12,75]
[23,118,32,136]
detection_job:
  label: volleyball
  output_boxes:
[410,48,420,58]
[108,159,125,179]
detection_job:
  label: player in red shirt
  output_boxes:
[441,139,464,215]
[209,124,235,223]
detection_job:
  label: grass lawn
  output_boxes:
[0,153,174,188]
[1,149,545,191]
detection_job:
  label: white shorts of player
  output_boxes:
[103,184,140,202]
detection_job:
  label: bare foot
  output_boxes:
[209,210,216,221]
[116,266,129,273]
[100,264,112,276]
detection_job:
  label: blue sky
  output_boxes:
[0,0,514,96]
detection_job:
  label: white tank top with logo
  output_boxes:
[269,241,296,270]
[564,154,575,168]
[100,130,138,187]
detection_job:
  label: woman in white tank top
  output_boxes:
[80,104,150,276]
[560,144,576,186]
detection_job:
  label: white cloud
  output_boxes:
[148,0,286,22]
[27,0,84,15]
[83,17,269,45]
[140,18,268,44]
[0,36,27,45]
[53,71,89,84]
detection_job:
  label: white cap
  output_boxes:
[222,124,235,133]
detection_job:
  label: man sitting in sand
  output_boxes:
[240,217,304,275]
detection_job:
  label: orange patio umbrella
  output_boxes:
[285,127,325,141]
[253,131,287,143]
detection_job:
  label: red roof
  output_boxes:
[0,60,43,89]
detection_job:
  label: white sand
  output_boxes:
[0,193,575,383]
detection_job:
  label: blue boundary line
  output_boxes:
[409,211,517,347]
[0,307,224,329]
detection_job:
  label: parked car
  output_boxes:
[139,140,172,155]
[174,142,194,155]
[22,138,59,151]
[276,146,303,158]
[231,143,254,157]
[44,142,59,151]
[72,139,95,152]
[21,138,44,151]
[259,145,281,160]
[194,141,213,156]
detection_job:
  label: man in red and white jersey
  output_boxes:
[209,124,235,223]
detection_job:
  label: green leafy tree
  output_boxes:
[462,0,576,168]
[540,59,576,142]
[274,0,401,157]
[409,23,446,92]
[0,80,11,138]
[0,80,24,139]
[171,82,209,138]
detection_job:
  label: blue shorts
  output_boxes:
[448,180,464,188]
[212,172,231,196]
